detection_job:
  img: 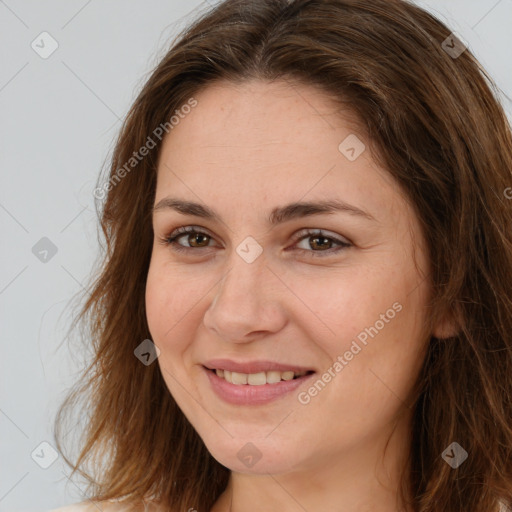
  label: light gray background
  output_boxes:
[1,1,511,511]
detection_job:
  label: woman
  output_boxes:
[51,0,512,511]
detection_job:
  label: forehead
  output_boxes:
[159,79,362,157]
[155,79,401,219]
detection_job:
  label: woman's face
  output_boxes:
[145,79,435,476]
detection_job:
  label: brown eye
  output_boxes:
[308,235,333,251]
[293,229,352,258]
[187,232,210,248]
[160,226,217,253]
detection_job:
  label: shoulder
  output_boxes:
[49,498,165,512]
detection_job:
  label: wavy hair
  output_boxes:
[54,0,512,510]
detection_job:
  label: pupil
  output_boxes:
[191,234,208,247]
[312,236,330,250]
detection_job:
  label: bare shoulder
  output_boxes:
[49,498,167,512]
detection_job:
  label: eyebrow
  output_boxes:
[152,197,376,224]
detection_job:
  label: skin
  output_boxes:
[145,79,451,512]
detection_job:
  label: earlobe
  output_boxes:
[432,305,461,339]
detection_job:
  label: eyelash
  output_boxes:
[158,225,352,258]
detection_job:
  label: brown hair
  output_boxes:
[54,0,512,510]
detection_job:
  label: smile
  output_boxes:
[212,368,312,385]
[202,365,316,405]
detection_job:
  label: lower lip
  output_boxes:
[203,366,315,405]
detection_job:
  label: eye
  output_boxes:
[290,229,352,258]
[158,226,216,253]
[158,226,352,258]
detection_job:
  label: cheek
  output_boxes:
[145,261,173,338]
[144,255,216,388]
[296,261,427,405]
[145,254,206,336]
[290,263,406,344]
[145,266,188,369]
[145,259,200,400]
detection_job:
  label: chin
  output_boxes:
[202,434,303,475]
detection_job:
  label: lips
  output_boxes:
[204,366,315,405]
[202,358,316,405]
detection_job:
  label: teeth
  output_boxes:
[232,371,248,385]
[266,370,282,384]
[215,369,308,385]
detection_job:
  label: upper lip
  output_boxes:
[203,358,315,374]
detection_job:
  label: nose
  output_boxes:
[202,249,288,343]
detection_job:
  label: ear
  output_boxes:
[432,304,460,339]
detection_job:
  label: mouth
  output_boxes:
[205,367,315,385]
[201,361,316,405]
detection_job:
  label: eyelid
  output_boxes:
[291,227,352,246]
[169,224,217,240]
